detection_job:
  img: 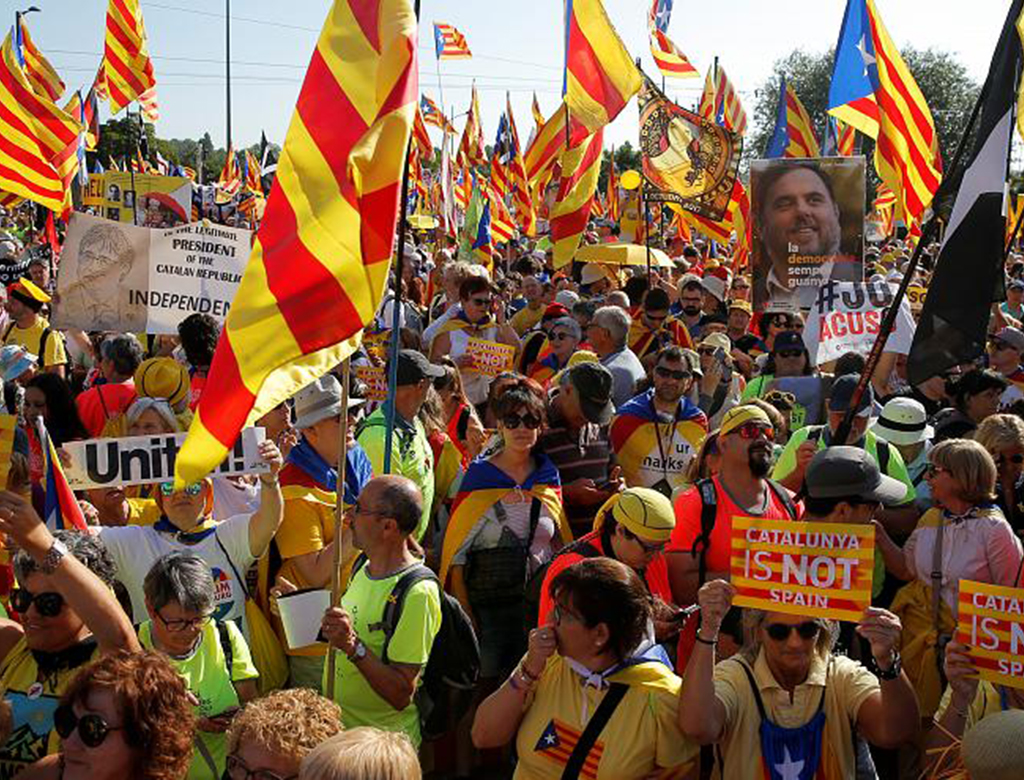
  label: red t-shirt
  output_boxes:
[75,381,137,437]
[668,475,801,575]
[536,529,673,626]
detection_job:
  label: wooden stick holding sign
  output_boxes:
[729,516,876,622]
[326,358,352,702]
[956,579,1024,690]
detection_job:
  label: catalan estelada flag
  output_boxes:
[17,16,63,102]
[827,0,941,222]
[412,103,433,159]
[524,102,568,187]
[609,389,707,494]
[37,420,88,531]
[457,83,485,168]
[563,0,641,145]
[243,149,262,193]
[175,0,418,486]
[505,95,535,236]
[438,455,569,585]
[551,129,603,267]
[765,76,821,158]
[648,0,697,81]
[102,0,156,116]
[823,116,857,156]
[0,22,80,213]
[420,93,454,134]
[216,146,241,203]
[698,64,747,135]
[433,22,471,60]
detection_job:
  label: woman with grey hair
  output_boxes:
[678,579,919,779]
[527,316,581,389]
[0,489,139,778]
[140,552,259,779]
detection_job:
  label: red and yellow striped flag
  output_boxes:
[102,0,156,116]
[413,103,433,159]
[0,26,80,213]
[524,102,567,188]
[551,129,603,267]
[532,92,545,132]
[244,149,262,193]
[457,83,485,168]
[176,0,418,486]
[649,27,698,80]
[564,0,640,145]
[505,95,534,236]
[836,118,856,155]
[605,147,618,222]
[139,85,159,122]
[215,146,240,203]
[783,82,820,158]
[17,18,64,102]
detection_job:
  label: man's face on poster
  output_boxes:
[760,168,842,265]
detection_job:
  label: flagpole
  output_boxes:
[325,357,351,702]
[128,106,139,226]
[225,0,233,151]
[831,75,991,449]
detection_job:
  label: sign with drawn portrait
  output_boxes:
[751,157,865,313]
[52,212,250,334]
[81,172,192,227]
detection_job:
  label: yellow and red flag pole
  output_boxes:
[325,357,352,701]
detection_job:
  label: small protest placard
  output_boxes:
[467,337,515,377]
[730,516,876,622]
[362,330,389,362]
[62,428,267,489]
[354,365,388,401]
[956,580,1024,690]
[0,415,15,487]
[906,285,928,313]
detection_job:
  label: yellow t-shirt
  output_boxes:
[140,620,258,780]
[711,651,879,780]
[514,655,698,779]
[3,317,66,367]
[934,679,1013,730]
[511,304,545,336]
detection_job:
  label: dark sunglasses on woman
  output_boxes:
[9,588,64,617]
[765,621,820,641]
[54,705,122,748]
[502,413,541,430]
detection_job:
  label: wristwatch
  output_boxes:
[871,650,902,680]
[347,639,367,663]
[39,539,69,575]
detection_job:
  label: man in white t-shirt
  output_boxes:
[98,440,283,629]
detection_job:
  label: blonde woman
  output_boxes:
[299,728,420,780]
[975,413,1024,533]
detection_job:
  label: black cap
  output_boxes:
[805,446,907,504]
[567,362,614,425]
[772,331,805,353]
[394,349,445,386]
[828,374,874,415]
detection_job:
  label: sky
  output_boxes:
[9,0,1016,156]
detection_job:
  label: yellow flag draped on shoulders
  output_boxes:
[175,0,418,486]
[439,455,570,586]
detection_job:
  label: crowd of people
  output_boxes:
[1,207,1023,780]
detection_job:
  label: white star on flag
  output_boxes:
[774,746,805,780]
[857,34,876,76]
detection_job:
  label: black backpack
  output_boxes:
[352,557,481,742]
[806,425,890,473]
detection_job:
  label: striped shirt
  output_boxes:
[538,406,612,524]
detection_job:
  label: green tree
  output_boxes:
[94,115,156,167]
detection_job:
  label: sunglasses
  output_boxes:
[502,413,541,430]
[655,366,691,381]
[734,422,775,441]
[697,347,717,357]
[765,621,820,642]
[54,705,123,749]
[159,481,203,497]
[551,332,574,342]
[775,350,803,359]
[10,588,64,617]
[624,527,665,555]
[996,453,1024,465]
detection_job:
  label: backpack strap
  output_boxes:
[2,322,14,342]
[38,326,51,364]
[366,564,438,664]
[876,438,891,476]
[560,682,629,780]
[690,479,718,587]
[765,479,799,521]
[216,620,234,678]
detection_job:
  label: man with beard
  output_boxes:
[676,275,705,341]
[628,288,695,365]
[610,346,707,497]
[666,405,800,608]
[752,162,859,312]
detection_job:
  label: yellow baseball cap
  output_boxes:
[728,298,752,314]
[720,404,773,437]
[9,277,50,306]
[593,487,675,543]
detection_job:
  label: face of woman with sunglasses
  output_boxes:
[462,290,493,323]
[499,406,542,453]
[59,688,135,780]
[157,480,211,531]
[17,572,88,653]
[760,612,821,682]
[993,446,1024,482]
[549,328,578,362]
[773,347,806,377]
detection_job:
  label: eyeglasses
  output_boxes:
[654,366,691,381]
[623,527,665,555]
[996,452,1024,465]
[765,621,820,642]
[352,501,387,518]
[54,705,123,749]
[224,754,298,780]
[697,347,717,357]
[924,464,948,478]
[10,588,64,618]
[733,422,775,441]
[551,602,584,626]
[470,297,493,307]
[502,412,541,430]
[157,609,212,633]
[551,332,574,342]
[775,350,803,359]
[159,481,203,497]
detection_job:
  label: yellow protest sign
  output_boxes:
[467,338,515,378]
[362,329,389,363]
[956,580,1024,690]
[906,285,927,313]
[354,365,388,401]
[729,517,876,622]
[0,415,14,487]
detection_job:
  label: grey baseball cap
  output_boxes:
[805,446,907,504]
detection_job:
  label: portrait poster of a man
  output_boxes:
[751,157,865,313]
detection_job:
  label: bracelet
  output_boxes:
[508,671,525,691]
[518,662,539,683]
[259,475,279,486]
[696,632,718,646]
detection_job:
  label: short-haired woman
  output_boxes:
[299,728,421,780]
[225,688,343,779]
[875,438,1024,717]
[679,580,919,779]
[17,650,195,780]
[472,557,699,778]
[975,412,1024,533]
[140,552,259,779]
[933,369,1008,441]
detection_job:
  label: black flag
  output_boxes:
[907,0,1024,384]
[259,131,278,196]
